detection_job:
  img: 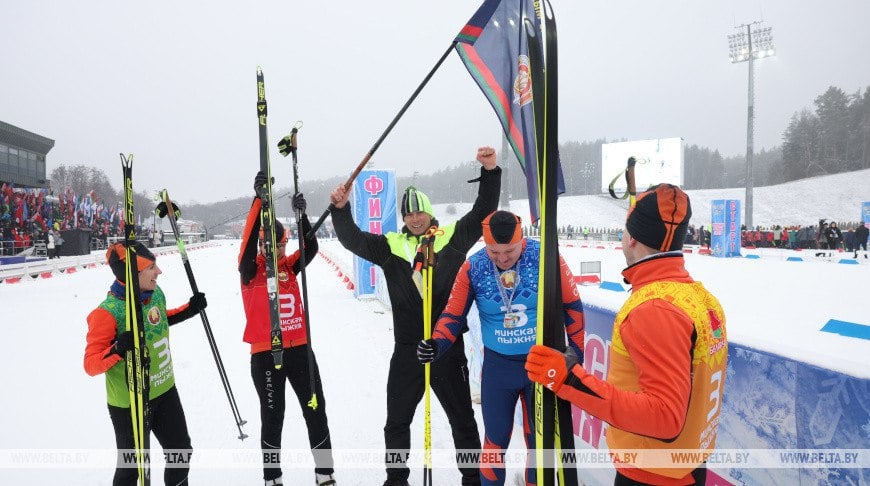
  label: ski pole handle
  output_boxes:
[277,120,303,157]
[626,156,637,208]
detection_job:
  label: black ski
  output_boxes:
[541,2,579,484]
[525,15,555,485]
[527,2,576,482]
[121,153,151,486]
[157,190,248,440]
[255,67,284,370]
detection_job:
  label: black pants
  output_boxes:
[251,346,334,481]
[614,464,706,485]
[385,341,481,485]
[108,386,192,486]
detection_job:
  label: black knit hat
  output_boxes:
[482,210,522,244]
[106,242,157,283]
[626,184,692,252]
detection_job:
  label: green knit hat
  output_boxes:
[400,186,433,218]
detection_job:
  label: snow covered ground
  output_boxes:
[0,241,490,484]
[1,231,867,483]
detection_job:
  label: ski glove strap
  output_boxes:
[253,171,273,198]
[417,339,438,363]
[292,193,307,213]
[189,292,208,313]
[525,344,571,393]
[107,330,134,358]
[168,292,207,326]
[155,201,180,219]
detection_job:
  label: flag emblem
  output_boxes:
[708,309,723,339]
[513,55,532,107]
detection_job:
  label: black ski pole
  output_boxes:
[277,122,320,411]
[307,42,456,238]
[157,190,248,440]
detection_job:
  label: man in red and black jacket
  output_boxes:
[238,172,335,486]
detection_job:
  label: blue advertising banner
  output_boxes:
[862,201,870,223]
[351,170,397,298]
[711,199,741,257]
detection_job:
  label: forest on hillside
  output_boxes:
[47,84,870,235]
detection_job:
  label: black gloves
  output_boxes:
[254,171,273,197]
[109,331,134,358]
[292,193,307,213]
[417,339,438,363]
[169,292,207,326]
[189,292,207,313]
[155,201,180,219]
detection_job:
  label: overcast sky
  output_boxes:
[4,1,869,204]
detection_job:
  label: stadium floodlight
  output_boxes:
[727,21,775,230]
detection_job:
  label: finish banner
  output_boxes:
[351,170,397,299]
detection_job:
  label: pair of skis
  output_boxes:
[255,67,285,372]
[120,154,151,486]
[526,2,579,485]
[255,68,320,411]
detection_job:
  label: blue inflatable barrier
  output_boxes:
[821,319,870,340]
[744,254,761,259]
[598,281,625,292]
[838,259,859,264]
[786,256,804,262]
[574,305,870,486]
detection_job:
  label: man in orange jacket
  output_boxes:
[526,184,728,486]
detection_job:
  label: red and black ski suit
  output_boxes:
[238,198,333,482]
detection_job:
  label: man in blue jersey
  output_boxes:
[417,210,585,485]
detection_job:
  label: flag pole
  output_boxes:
[307,42,456,238]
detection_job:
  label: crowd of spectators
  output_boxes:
[526,220,869,253]
[4,180,868,257]
[740,220,869,251]
[1,182,125,256]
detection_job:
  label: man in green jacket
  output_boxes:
[84,242,206,485]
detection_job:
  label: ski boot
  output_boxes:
[316,473,336,485]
